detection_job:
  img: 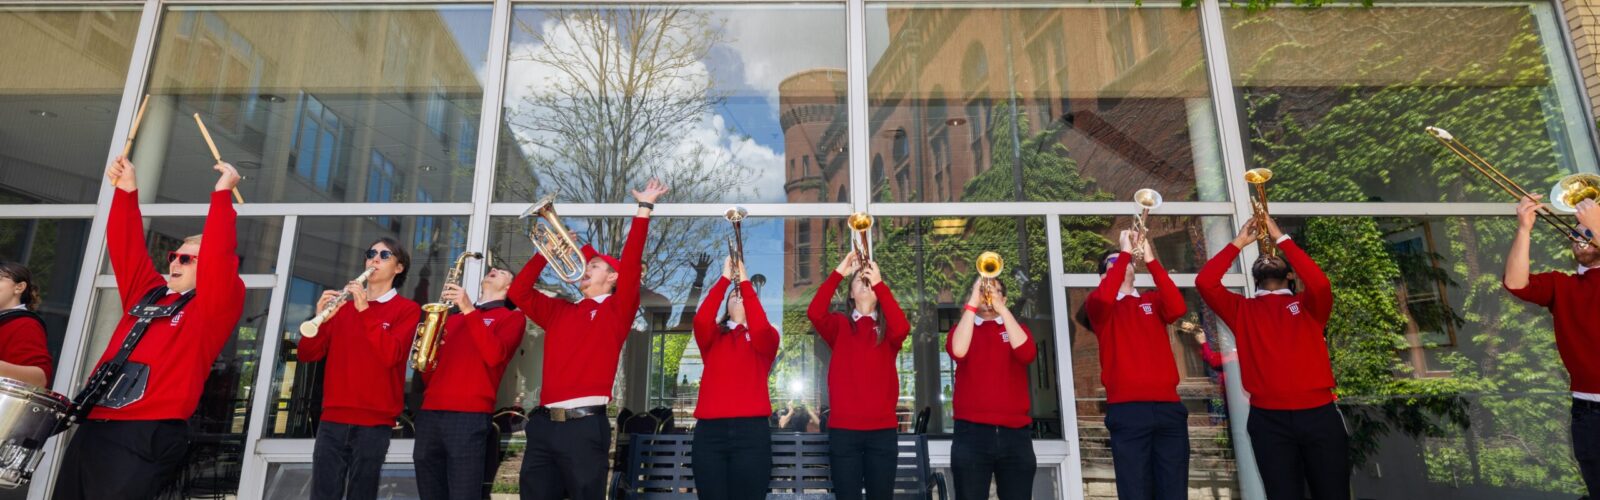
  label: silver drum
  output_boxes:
[0,377,68,489]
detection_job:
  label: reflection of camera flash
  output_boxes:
[788,380,804,395]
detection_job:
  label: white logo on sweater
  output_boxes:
[1000,331,1010,342]
[745,332,751,342]
[483,318,495,326]
[169,311,185,326]
[1287,302,1301,315]
[1140,303,1153,315]
[590,310,598,320]
[381,322,391,330]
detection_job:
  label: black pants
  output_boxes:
[951,420,1036,500]
[1105,402,1189,500]
[828,428,897,500]
[415,410,493,500]
[691,417,772,500]
[312,421,394,500]
[1247,404,1349,500]
[1572,398,1600,498]
[53,419,188,500]
[519,411,610,500]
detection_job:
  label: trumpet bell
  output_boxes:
[848,212,873,231]
[1133,188,1163,210]
[725,206,748,222]
[1551,173,1600,213]
[1425,126,1455,141]
[521,194,557,220]
[1244,168,1274,185]
[976,251,1004,278]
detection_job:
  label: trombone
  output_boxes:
[725,206,748,284]
[1244,168,1277,257]
[522,194,587,283]
[1131,188,1162,262]
[1426,126,1600,248]
[848,212,874,283]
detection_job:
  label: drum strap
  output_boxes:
[58,286,194,433]
[0,309,44,332]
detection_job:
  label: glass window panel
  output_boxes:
[495,4,849,204]
[1224,5,1596,203]
[0,7,141,204]
[82,288,273,497]
[1060,215,1236,274]
[133,6,492,203]
[0,218,91,363]
[265,463,417,499]
[100,217,283,276]
[1066,287,1241,497]
[936,465,1061,499]
[267,215,468,438]
[865,4,1227,203]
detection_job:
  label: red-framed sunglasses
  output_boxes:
[167,252,199,265]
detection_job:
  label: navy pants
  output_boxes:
[1106,402,1189,500]
[951,420,1036,500]
[414,410,494,500]
[1572,398,1600,498]
[828,428,898,500]
[519,412,610,500]
[54,420,189,500]
[312,421,394,500]
[691,417,773,500]
[1247,403,1349,500]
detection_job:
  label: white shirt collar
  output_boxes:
[974,315,1004,326]
[3,304,24,312]
[371,288,398,303]
[724,320,745,329]
[1115,290,1141,300]
[1580,264,1594,276]
[1257,288,1294,296]
[583,293,612,304]
[851,310,877,322]
[1275,234,1292,244]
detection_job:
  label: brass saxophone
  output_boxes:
[412,251,483,372]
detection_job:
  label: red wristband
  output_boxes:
[963,304,978,314]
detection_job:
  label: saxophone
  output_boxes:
[412,251,482,372]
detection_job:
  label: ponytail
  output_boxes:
[0,262,38,311]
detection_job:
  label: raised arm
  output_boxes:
[1504,195,1540,291]
[741,280,780,360]
[1147,257,1186,324]
[509,254,564,329]
[808,271,847,346]
[694,276,732,352]
[948,279,984,359]
[608,215,652,331]
[104,157,166,308]
[1197,222,1251,320]
[1089,251,1131,320]
[192,163,247,347]
[866,263,910,347]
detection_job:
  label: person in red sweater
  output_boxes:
[690,257,779,500]
[54,156,245,500]
[509,179,666,500]
[0,262,52,387]
[947,272,1037,500]
[807,250,910,500]
[1504,195,1600,498]
[1084,230,1189,500]
[414,266,526,500]
[1197,214,1343,500]
[300,237,422,500]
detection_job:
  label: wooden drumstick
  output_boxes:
[120,94,149,158]
[193,113,244,204]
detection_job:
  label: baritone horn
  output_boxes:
[1425,126,1600,248]
[725,206,748,283]
[848,212,874,283]
[299,267,377,338]
[412,251,482,372]
[976,251,1004,307]
[522,194,587,283]
[1131,188,1162,262]
[1244,168,1277,257]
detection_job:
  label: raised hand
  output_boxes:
[443,283,473,313]
[316,289,340,313]
[1575,198,1600,236]
[835,250,861,276]
[214,161,241,193]
[1232,216,1260,249]
[106,156,138,192]
[1516,195,1543,232]
[345,281,370,312]
[630,178,669,204]
[722,256,733,280]
[860,261,883,286]
[690,253,712,278]
[1261,214,1285,240]
[1118,230,1134,254]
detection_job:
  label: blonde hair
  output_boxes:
[183,234,202,246]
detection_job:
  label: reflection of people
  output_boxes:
[947,274,1037,500]
[807,250,910,500]
[1197,215,1345,500]
[1084,230,1189,500]
[301,238,421,500]
[1504,196,1600,498]
[0,262,51,387]
[778,401,816,432]
[690,258,779,500]
[55,157,245,500]
[414,267,526,500]
[509,179,666,500]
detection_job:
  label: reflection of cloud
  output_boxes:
[718,7,848,106]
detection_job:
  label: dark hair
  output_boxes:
[1096,250,1121,275]
[369,237,411,289]
[845,274,885,344]
[0,262,39,311]
[1251,256,1292,290]
[717,285,742,334]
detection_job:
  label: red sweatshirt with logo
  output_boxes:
[421,303,526,413]
[1505,269,1600,393]
[1084,252,1187,404]
[947,319,1036,428]
[807,271,910,431]
[90,189,245,421]
[509,217,648,406]
[299,290,421,426]
[1197,239,1335,410]
[693,278,779,420]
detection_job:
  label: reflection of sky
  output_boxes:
[436,5,495,78]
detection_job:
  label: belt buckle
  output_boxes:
[550,407,569,423]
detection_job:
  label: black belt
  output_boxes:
[1575,398,1600,411]
[531,405,606,423]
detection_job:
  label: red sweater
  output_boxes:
[90,189,245,421]
[693,278,779,419]
[298,290,421,426]
[510,217,648,406]
[421,302,525,413]
[807,271,910,431]
[1084,253,1187,403]
[1197,239,1336,410]
[947,320,1036,428]
[1506,270,1600,392]
[0,309,52,386]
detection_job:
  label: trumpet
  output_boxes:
[412,251,482,372]
[1244,168,1277,257]
[523,194,587,283]
[1131,188,1162,262]
[299,267,377,338]
[1426,126,1600,248]
[976,251,1004,307]
[725,206,748,284]
[848,212,874,283]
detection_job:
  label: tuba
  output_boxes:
[1244,168,1277,257]
[412,251,482,372]
[1426,126,1600,247]
[725,206,748,284]
[522,194,587,283]
[1131,188,1162,262]
[848,212,874,283]
[300,267,377,338]
[976,251,1004,307]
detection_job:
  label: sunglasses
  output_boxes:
[1103,256,1118,266]
[1572,229,1595,241]
[167,252,199,265]
[365,249,394,261]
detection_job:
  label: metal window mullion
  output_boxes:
[1548,0,1600,164]
[1044,214,1086,500]
[132,202,475,217]
[870,202,1237,216]
[31,1,165,498]
[238,215,298,497]
[1057,273,1247,288]
[462,0,515,293]
[847,0,870,210]
[0,206,97,218]
[487,202,857,217]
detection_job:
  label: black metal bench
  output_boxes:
[616,432,947,499]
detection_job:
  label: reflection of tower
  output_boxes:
[780,69,847,297]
